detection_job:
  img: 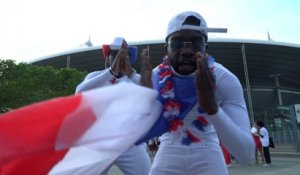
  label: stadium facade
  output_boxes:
[31,38,300,151]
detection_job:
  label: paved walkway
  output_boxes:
[107,152,300,175]
[228,156,300,175]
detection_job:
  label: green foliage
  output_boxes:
[0,59,87,113]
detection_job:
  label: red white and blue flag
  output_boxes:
[0,82,161,175]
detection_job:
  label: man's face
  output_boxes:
[166,30,206,75]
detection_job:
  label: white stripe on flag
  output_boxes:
[50,82,162,175]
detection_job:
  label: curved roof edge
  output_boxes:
[208,38,300,48]
[28,46,101,64]
[29,38,300,64]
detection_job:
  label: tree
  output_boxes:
[0,59,87,113]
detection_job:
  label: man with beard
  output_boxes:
[139,11,255,175]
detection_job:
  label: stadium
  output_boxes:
[30,38,300,152]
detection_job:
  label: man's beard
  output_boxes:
[173,57,197,75]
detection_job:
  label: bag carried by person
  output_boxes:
[269,137,275,148]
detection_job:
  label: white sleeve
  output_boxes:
[75,69,114,93]
[75,69,141,93]
[127,69,141,85]
[210,68,255,164]
[260,128,265,137]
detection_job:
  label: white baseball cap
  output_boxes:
[166,11,227,41]
[166,11,208,41]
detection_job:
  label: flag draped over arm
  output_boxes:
[0,82,162,175]
[0,92,94,165]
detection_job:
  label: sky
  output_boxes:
[1,0,300,63]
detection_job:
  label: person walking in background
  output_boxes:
[75,37,151,175]
[139,11,255,175]
[251,122,265,164]
[256,120,272,166]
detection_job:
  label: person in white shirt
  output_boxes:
[139,11,255,175]
[75,37,151,175]
[256,120,272,166]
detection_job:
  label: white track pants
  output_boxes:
[101,143,151,175]
[150,139,228,175]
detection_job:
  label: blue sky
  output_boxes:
[1,0,299,62]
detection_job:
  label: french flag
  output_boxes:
[0,82,162,175]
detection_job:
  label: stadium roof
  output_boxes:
[30,38,300,91]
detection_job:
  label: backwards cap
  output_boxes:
[166,11,208,41]
[102,37,138,64]
[166,11,228,41]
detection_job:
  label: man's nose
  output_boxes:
[183,42,194,49]
[180,46,195,57]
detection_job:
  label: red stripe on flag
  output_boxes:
[0,149,68,175]
[0,93,95,165]
[56,102,97,149]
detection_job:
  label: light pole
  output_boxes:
[241,44,254,124]
[269,73,282,106]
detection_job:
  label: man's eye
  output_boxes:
[171,41,183,48]
[193,42,201,48]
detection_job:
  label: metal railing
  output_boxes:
[253,105,300,152]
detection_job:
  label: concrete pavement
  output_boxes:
[107,152,300,175]
[228,154,300,175]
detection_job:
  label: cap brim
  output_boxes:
[206,28,227,33]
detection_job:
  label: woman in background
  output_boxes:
[251,122,265,164]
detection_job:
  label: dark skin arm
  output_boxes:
[195,52,218,115]
[140,48,153,88]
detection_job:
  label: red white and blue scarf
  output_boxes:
[140,55,215,145]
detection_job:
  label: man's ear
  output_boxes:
[204,44,208,53]
[164,44,168,55]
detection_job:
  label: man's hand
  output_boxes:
[195,52,218,115]
[140,48,153,88]
[110,40,133,77]
[123,45,133,77]
[110,50,123,77]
